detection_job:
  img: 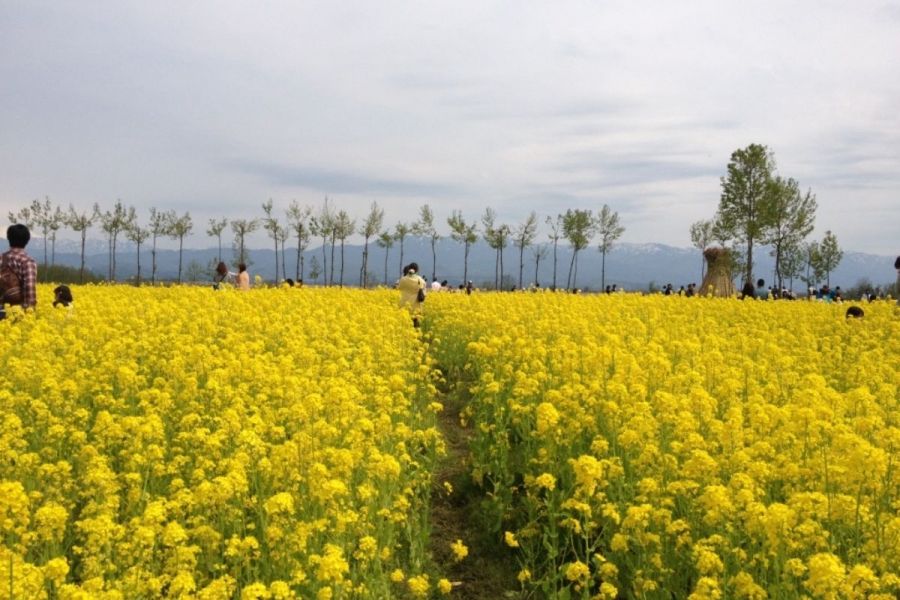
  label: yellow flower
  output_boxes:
[438,578,453,594]
[564,560,590,582]
[504,531,519,547]
[450,539,469,562]
[407,574,430,598]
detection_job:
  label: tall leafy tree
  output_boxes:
[148,208,171,284]
[309,199,333,286]
[334,209,355,288]
[513,211,538,289]
[8,205,36,229]
[802,240,820,288]
[764,176,817,289]
[262,199,281,283]
[595,204,624,290]
[66,203,99,284]
[167,212,193,284]
[230,218,259,268]
[689,219,715,281]
[376,231,394,285]
[546,215,563,290]
[562,208,594,290]
[47,204,65,267]
[447,210,478,284]
[716,143,777,285]
[207,217,228,263]
[277,224,289,283]
[100,200,133,281]
[779,239,805,292]
[531,244,549,287]
[29,197,53,267]
[813,230,843,287]
[286,201,312,282]
[413,204,440,281]
[394,222,411,276]
[126,221,150,285]
[359,202,384,287]
[482,208,510,289]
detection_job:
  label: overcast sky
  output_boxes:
[2,1,898,254]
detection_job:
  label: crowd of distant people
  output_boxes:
[2,221,899,325]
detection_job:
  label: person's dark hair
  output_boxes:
[238,263,247,273]
[6,224,30,248]
[742,281,755,299]
[845,306,864,319]
[757,278,765,287]
[895,256,900,269]
[407,262,419,275]
[285,278,294,287]
[216,261,228,276]
[53,285,73,307]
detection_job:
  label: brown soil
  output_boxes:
[427,379,524,599]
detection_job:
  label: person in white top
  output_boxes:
[236,263,251,291]
[431,278,441,292]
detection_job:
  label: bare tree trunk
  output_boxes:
[431,239,437,281]
[463,241,470,283]
[296,235,302,281]
[566,250,577,290]
[383,247,390,285]
[552,240,558,289]
[339,240,345,288]
[281,238,287,283]
[80,233,86,284]
[274,237,279,284]
[177,236,184,283]
[151,234,158,284]
[601,250,607,290]
[518,245,525,289]
[136,241,142,285]
[329,233,336,286]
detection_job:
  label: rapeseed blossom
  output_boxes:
[427,292,900,598]
[0,285,442,598]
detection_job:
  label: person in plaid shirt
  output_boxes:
[1,224,38,317]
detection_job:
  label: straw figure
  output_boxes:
[699,247,735,297]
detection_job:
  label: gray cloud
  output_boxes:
[1,1,898,255]
[228,160,464,198]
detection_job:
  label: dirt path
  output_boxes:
[427,372,523,599]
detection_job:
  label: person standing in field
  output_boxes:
[213,261,235,290]
[236,263,250,291]
[398,262,426,328]
[895,255,899,304]
[1,224,38,320]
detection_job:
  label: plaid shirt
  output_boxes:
[2,248,37,308]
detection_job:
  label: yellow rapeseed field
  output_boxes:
[428,292,900,600]
[2,285,898,599]
[1,285,443,599]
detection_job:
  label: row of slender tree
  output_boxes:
[689,143,843,289]
[9,196,628,289]
[13,145,844,290]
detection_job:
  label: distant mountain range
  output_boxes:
[4,237,897,291]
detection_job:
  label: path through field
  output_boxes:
[428,362,522,599]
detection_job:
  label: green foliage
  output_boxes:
[716,143,777,283]
[813,230,843,286]
[37,263,102,284]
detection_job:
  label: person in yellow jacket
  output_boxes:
[398,262,426,327]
